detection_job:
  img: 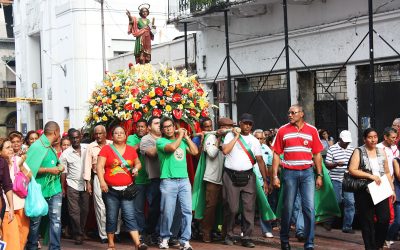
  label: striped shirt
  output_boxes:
[325,143,354,182]
[272,122,323,170]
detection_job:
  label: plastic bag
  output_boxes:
[25,176,48,217]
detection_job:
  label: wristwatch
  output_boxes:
[316,173,323,178]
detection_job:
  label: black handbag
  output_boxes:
[342,148,372,192]
[120,184,139,200]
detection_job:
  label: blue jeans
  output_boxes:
[280,167,315,248]
[103,188,138,232]
[26,192,62,250]
[160,178,192,244]
[291,192,304,235]
[387,201,400,241]
[331,180,355,230]
[134,183,151,233]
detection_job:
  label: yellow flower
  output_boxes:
[150,99,157,107]
[96,96,101,101]
[106,110,113,116]
[124,112,132,120]
[166,105,172,112]
[189,103,195,108]
[199,99,206,109]
[178,104,183,110]
[111,94,117,100]
[181,99,186,104]
[134,102,140,109]
[149,90,155,98]
[102,115,108,121]
[161,79,168,87]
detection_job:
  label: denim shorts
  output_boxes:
[103,188,138,232]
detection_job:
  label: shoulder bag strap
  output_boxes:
[109,144,132,173]
[13,156,18,176]
[237,135,256,165]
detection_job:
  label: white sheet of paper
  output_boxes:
[367,174,393,205]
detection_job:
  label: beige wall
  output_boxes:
[0,107,16,137]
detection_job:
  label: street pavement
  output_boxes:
[39,224,400,250]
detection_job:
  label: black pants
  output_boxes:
[355,190,390,250]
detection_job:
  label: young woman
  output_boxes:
[1,137,30,250]
[348,128,394,249]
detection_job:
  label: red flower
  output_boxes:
[152,109,162,117]
[172,93,182,103]
[133,111,142,122]
[124,103,133,110]
[173,109,183,120]
[197,88,204,96]
[182,88,190,94]
[201,109,209,117]
[128,63,133,68]
[131,88,139,96]
[155,87,163,96]
[141,95,151,104]
[193,99,197,105]
[189,109,197,117]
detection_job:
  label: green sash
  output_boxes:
[237,135,256,165]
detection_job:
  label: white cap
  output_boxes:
[339,130,352,143]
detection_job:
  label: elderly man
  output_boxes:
[26,121,64,250]
[199,117,234,243]
[83,125,117,244]
[222,113,268,248]
[271,104,323,250]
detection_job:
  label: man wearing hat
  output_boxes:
[324,130,355,233]
[197,117,234,243]
[222,113,268,248]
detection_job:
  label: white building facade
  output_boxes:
[13,0,179,133]
[169,0,400,144]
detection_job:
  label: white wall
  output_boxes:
[14,0,179,132]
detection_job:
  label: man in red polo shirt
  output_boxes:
[271,104,323,250]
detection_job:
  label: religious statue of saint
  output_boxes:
[126,4,156,64]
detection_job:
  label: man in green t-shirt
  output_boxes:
[126,118,150,248]
[157,117,198,250]
[25,121,64,250]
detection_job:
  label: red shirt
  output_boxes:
[272,122,323,170]
[99,144,137,186]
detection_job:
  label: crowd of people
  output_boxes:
[0,106,399,250]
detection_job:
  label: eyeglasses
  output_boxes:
[288,111,301,115]
[162,124,174,129]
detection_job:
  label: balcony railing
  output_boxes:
[0,87,16,100]
[168,0,241,21]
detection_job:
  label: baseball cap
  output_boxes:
[218,117,234,126]
[240,113,254,123]
[339,130,352,143]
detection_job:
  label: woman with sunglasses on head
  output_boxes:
[97,126,145,250]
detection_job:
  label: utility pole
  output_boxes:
[283,0,291,107]
[100,0,106,77]
[184,22,188,70]
[224,0,232,118]
[368,0,375,128]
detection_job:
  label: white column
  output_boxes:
[290,70,298,105]
[346,65,359,146]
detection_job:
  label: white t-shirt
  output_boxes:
[223,132,262,171]
[369,157,381,176]
[377,143,399,176]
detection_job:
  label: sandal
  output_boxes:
[106,246,116,250]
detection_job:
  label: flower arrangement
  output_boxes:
[85,64,210,129]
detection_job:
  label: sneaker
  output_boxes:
[159,239,169,249]
[224,236,234,246]
[202,234,211,243]
[296,233,305,242]
[342,228,355,234]
[242,239,255,248]
[180,242,193,250]
[264,232,274,238]
[138,243,148,250]
[385,240,394,248]
[168,238,180,247]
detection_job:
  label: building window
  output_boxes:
[375,62,400,83]
[315,69,347,101]
[237,74,287,93]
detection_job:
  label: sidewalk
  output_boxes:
[41,225,372,250]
